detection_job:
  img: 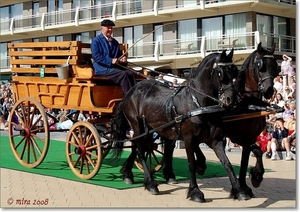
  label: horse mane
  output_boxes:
[189,53,221,78]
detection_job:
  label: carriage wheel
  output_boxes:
[134,138,165,173]
[66,121,102,179]
[8,97,50,168]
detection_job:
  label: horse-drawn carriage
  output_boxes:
[7,40,281,202]
[7,41,160,179]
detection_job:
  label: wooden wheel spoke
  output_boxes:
[86,151,98,159]
[153,148,164,155]
[85,157,90,174]
[30,137,42,155]
[85,154,95,168]
[30,137,38,162]
[77,127,83,145]
[26,138,31,163]
[71,131,81,146]
[20,102,28,126]
[68,139,79,148]
[30,126,45,133]
[150,151,160,165]
[30,134,45,144]
[12,132,22,138]
[85,144,98,151]
[14,137,26,149]
[30,114,42,130]
[84,135,94,147]
[14,111,26,128]
[68,151,76,156]
[29,105,37,127]
[73,155,81,168]
[79,157,84,174]
[20,139,28,160]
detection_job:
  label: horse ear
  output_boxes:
[257,42,262,52]
[227,48,234,58]
[269,43,276,54]
[221,50,227,59]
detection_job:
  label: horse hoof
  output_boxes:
[237,193,251,201]
[167,178,178,184]
[191,196,206,203]
[148,187,159,195]
[250,173,262,188]
[123,178,134,185]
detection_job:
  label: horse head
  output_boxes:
[237,42,278,99]
[193,49,238,108]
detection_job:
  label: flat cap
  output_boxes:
[101,19,115,26]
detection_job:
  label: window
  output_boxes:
[48,35,63,42]
[154,24,163,54]
[94,0,113,18]
[0,7,10,32]
[225,13,246,47]
[48,0,64,25]
[202,17,222,50]
[32,1,40,27]
[124,25,143,57]
[183,0,198,7]
[178,19,197,52]
[74,32,92,43]
[257,14,289,51]
[11,3,23,29]
[0,43,8,69]
[122,0,142,15]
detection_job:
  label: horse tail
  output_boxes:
[111,100,128,162]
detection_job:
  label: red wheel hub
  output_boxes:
[20,128,31,138]
[75,145,86,156]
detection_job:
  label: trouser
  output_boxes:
[99,68,137,94]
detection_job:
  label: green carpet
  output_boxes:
[0,135,260,190]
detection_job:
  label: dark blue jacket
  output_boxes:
[272,127,289,140]
[91,33,122,75]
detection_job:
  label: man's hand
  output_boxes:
[112,58,119,64]
[119,56,127,63]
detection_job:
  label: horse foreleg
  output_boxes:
[249,144,265,189]
[194,145,207,176]
[212,140,251,200]
[135,145,159,195]
[185,140,206,203]
[120,146,136,184]
[162,138,177,184]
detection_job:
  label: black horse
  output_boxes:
[111,49,238,202]
[221,42,279,199]
[179,42,279,200]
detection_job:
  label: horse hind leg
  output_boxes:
[120,146,136,184]
[135,144,159,195]
[162,137,178,184]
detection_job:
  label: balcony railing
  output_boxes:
[0,0,295,36]
[0,31,296,70]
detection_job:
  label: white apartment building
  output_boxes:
[0,0,296,81]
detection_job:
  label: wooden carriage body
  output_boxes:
[8,41,126,116]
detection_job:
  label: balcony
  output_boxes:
[0,0,296,42]
[1,31,296,72]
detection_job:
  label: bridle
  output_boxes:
[244,54,275,98]
[189,61,236,108]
